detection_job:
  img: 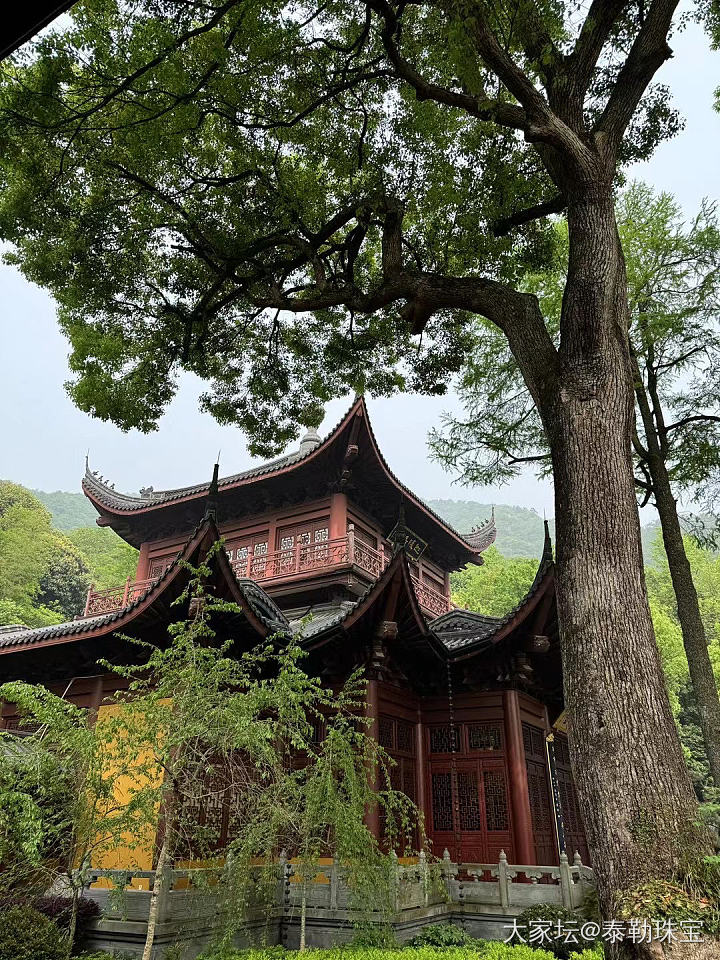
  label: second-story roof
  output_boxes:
[83,396,495,570]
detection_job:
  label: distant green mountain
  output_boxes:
[430,498,664,564]
[32,489,98,530]
[428,500,553,558]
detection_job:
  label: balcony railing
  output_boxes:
[83,529,451,619]
[83,577,157,617]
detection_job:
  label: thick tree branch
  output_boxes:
[491,192,565,236]
[366,0,527,129]
[568,0,632,96]
[594,0,680,154]
[664,415,720,434]
[458,7,598,169]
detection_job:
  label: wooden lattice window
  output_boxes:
[522,722,546,760]
[379,716,394,749]
[431,772,453,832]
[227,533,269,576]
[457,770,482,831]
[468,723,502,752]
[396,720,414,755]
[401,760,416,803]
[430,725,460,754]
[528,766,552,834]
[555,736,571,767]
[483,769,509,832]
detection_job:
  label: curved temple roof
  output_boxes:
[0,519,554,666]
[432,521,554,656]
[83,396,496,562]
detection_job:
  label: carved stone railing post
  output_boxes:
[419,849,429,906]
[558,852,573,909]
[347,523,355,564]
[389,850,399,914]
[498,850,510,911]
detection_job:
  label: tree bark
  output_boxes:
[633,367,720,788]
[540,189,707,930]
[142,796,175,960]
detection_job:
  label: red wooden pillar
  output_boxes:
[136,541,150,580]
[365,677,381,838]
[503,689,535,864]
[329,493,348,541]
[415,709,428,845]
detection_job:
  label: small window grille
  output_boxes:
[430,725,460,754]
[396,720,414,754]
[379,716,394,749]
[484,769,509,831]
[431,772,453,831]
[468,723,502,751]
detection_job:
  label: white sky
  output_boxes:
[0,13,717,518]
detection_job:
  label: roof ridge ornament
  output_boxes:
[299,426,321,455]
[204,462,220,521]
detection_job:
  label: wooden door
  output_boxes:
[427,759,512,864]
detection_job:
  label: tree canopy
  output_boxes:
[0,482,90,626]
[0,1,683,454]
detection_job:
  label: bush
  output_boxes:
[197,946,558,960]
[511,904,585,960]
[35,895,100,940]
[0,905,68,960]
[407,923,480,947]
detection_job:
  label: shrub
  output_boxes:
[197,945,560,960]
[35,895,100,939]
[407,922,480,947]
[479,945,556,960]
[511,904,585,960]
[0,905,68,960]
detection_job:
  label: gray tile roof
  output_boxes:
[432,523,554,654]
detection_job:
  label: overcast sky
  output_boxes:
[0,13,717,518]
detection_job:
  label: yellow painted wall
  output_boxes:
[90,702,166,885]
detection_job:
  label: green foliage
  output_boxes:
[406,923,480,948]
[0,481,91,625]
[0,4,681,454]
[616,880,718,935]
[511,906,585,960]
[0,482,138,626]
[197,947,556,960]
[450,547,538,617]
[66,527,138,590]
[0,905,68,960]
[647,530,720,799]
[32,490,98,530]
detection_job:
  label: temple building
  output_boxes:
[0,396,588,868]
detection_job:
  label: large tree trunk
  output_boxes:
[633,369,720,788]
[544,191,707,929]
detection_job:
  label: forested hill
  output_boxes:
[33,489,98,530]
[429,498,661,562]
[428,501,553,558]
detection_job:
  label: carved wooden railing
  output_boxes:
[83,529,451,619]
[83,577,158,617]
